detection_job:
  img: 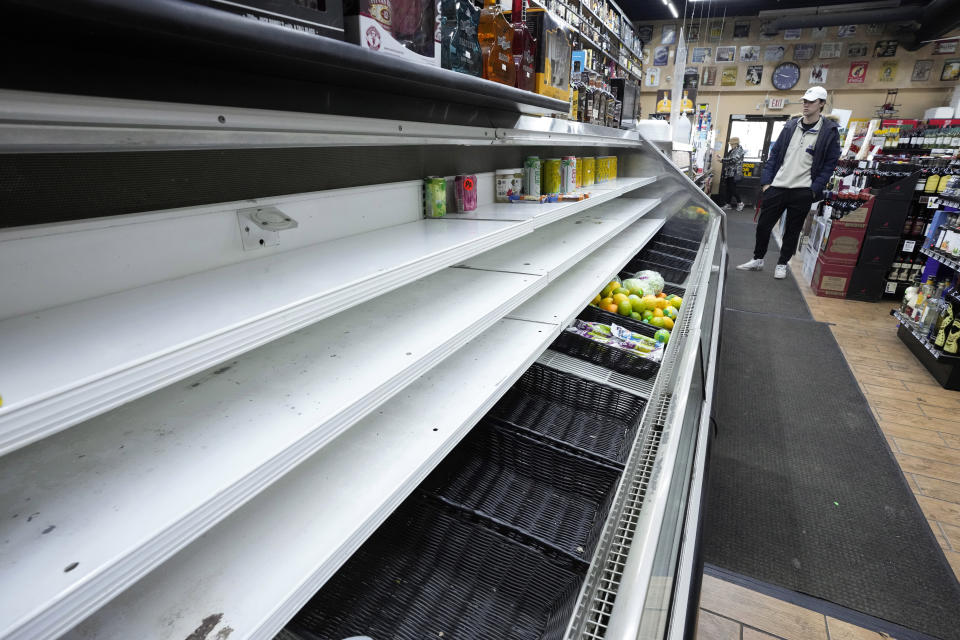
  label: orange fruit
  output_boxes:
[656,292,667,299]
[600,297,614,307]
[612,293,629,304]
[603,303,619,313]
[653,308,664,318]
[662,317,675,330]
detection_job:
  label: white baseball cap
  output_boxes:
[802,86,828,101]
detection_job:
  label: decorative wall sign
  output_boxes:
[846,43,868,58]
[820,42,842,59]
[662,24,676,45]
[716,46,736,62]
[911,59,933,82]
[733,22,750,39]
[837,25,857,38]
[721,66,738,86]
[701,66,717,85]
[848,61,868,83]
[934,39,959,55]
[784,29,802,40]
[654,46,670,66]
[811,27,827,39]
[740,46,760,62]
[686,23,701,41]
[793,44,815,61]
[765,45,786,62]
[866,24,885,35]
[874,40,898,57]
[746,65,763,86]
[942,59,960,82]
[692,47,711,63]
[709,21,724,41]
[636,24,654,45]
[878,61,898,82]
[644,67,661,87]
[809,64,829,84]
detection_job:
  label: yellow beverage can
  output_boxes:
[583,157,595,186]
[544,158,562,195]
[576,157,583,189]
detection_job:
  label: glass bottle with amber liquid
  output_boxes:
[478,0,516,86]
[511,0,536,92]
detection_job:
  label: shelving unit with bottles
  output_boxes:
[0,3,726,640]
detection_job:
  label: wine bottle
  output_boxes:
[478,0,516,86]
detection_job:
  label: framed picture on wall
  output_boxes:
[759,21,774,41]
[942,59,960,82]
[874,40,898,57]
[746,65,763,86]
[662,24,676,45]
[866,23,885,35]
[793,44,816,61]
[733,22,750,39]
[764,45,786,62]
[934,39,959,55]
[721,66,738,86]
[716,46,736,62]
[692,47,711,63]
[636,24,654,45]
[837,25,857,38]
[878,61,898,82]
[784,29,802,40]
[911,60,933,82]
[740,46,760,62]
[820,43,842,59]
[846,43,868,58]
[809,64,829,83]
[701,66,717,85]
[644,67,661,87]
[848,61,868,83]
[654,46,670,66]
[709,21,724,41]
[686,23,701,41]
[811,27,827,39]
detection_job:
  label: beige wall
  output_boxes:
[634,17,960,191]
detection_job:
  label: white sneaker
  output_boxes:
[736,202,745,211]
[736,258,764,271]
[722,204,733,210]
[774,264,788,279]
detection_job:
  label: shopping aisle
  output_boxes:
[696,213,960,640]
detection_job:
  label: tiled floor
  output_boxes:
[695,256,960,639]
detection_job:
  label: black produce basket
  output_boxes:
[656,233,701,251]
[646,240,698,262]
[626,260,688,285]
[489,364,645,466]
[661,217,708,241]
[579,304,657,337]
[284,498,584,640]
[551,329,660,379]
[423,422,621,560]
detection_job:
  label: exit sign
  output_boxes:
[768,97,786,110]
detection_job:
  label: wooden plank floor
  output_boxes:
[696,255,960,639]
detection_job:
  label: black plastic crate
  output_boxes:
[646,241,698,262]
[661,218,708,241]
[489,364,645,466]
[631,250,693,272]
[284,498,583,640]
[626,260,688,285]
[551,330,660,379]
[657,233,701,251]
[423,422,621,560]
[578,304,657,337]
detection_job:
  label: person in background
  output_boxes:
[719,137,745,211]
[737,86,841,279]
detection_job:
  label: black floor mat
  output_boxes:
[704,309,960,640]
[723,217,812,319]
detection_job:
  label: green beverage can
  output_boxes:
[424,176,446,218]
[524,156,541,198]
[544,158,562,195]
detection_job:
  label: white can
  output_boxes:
[496,168,515,202]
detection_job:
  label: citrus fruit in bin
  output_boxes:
[664,307,678,320]
[603,303,618,313]
[662,317,675,330]
[601,297,614,307]
[654,329,670,343]
[651,317,665,328]
[613,293,629,304]
[669,296,683,309]
[618,300,633,316]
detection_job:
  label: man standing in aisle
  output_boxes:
[736,86,841,279]
[719,136,745,211]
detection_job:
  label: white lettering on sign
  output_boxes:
[768,97,786,110]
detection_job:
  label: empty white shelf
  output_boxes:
[62,317,558,640]
[0,266,543,640]
[458,197,660,279]
[444,176,657,228]
[0,216,530,456]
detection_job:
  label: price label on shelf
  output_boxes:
[903,240,916,252]
[928,197,940,209]
[885,281,898,294]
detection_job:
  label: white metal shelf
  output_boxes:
[444,177,656,227]
[459,197,660,278]
[0,216,530,456]
[0,265,543,640]
[56,213,670,640]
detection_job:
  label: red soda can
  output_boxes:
[455,174,478,212]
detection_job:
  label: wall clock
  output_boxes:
[772,62,801,90]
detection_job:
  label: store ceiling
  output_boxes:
[624,0,922,22]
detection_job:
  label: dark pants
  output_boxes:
[720,176,742,205]
[754,187,815,265]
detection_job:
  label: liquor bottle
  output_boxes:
[577,72,590,123]
[681,89,693,113]
[441,0,483,77]
[569,79,579,121]
[511,0,536,92]
[478,0,516,86]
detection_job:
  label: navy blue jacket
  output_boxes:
[761,115,841,197]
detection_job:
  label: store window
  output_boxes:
[728,120,769,161]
